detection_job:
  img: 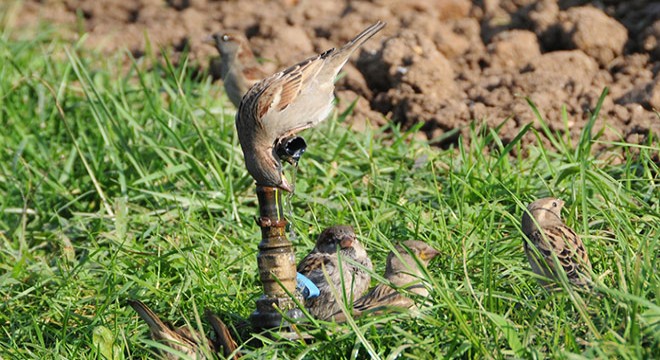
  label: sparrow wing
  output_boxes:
[174,326,205,346]
[128,300,200,356]
[353,284,414,313]
[242,65,267,84]
[534,225,591,284]
[128,300,174,336]
[297,251,336,285]
[205,309,242,359]
[242,21,385,141]
[237,44,267,80]
[248,54,326,136]
[297,251,334,273]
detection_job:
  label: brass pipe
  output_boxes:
[250,185,303,329]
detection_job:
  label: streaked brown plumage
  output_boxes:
[521,197,593,288]
[235,21,385,191]
[208,30,266,108]
[332,240,439,321]
[204,309,242,360]
[297,225,373,320]
[128,300,214,360]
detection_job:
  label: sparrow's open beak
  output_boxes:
[339,235,355,249]
[420,248,440,260]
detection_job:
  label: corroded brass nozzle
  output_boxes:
[250,186,303,329]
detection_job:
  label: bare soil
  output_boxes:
[9,0,660,153]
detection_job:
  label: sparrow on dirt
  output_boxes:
[521,197,593,289]
[235,21,385,192]
[332,240,439,320]
[128,300,214,359]
[207,30,267,108]
[297,225,373,320]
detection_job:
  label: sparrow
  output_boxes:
[207,30,267,108]
[297,225,373,320]
[521,197,593,289]
[333,240,439,320]
[128,300,214,359]
[235,21,386,192]
[204,309,242,360]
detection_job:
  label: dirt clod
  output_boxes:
[558,6,628,66]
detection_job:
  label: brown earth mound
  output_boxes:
[7,0,660,152]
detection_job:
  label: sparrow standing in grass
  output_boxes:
[521,197,593,288]
[297,225,373,320]
[235,21,385,192]
[128,300,214,360]
[208,31,266,108]
[332,240,439,320]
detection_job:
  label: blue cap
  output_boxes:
[296,273,320,300]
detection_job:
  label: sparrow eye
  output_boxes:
[552,201,558,207]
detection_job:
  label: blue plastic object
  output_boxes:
[296,273,320,300]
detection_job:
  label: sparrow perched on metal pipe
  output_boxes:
[332,240,439,321]
[297,225,373,320]
[521,197,593,289]
[207,30,266,108]
[128,300,215,360]
[235,21,386,192]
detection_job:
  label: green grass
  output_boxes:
[1,27,659,360]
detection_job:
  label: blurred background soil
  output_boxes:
[6,0,660,153]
